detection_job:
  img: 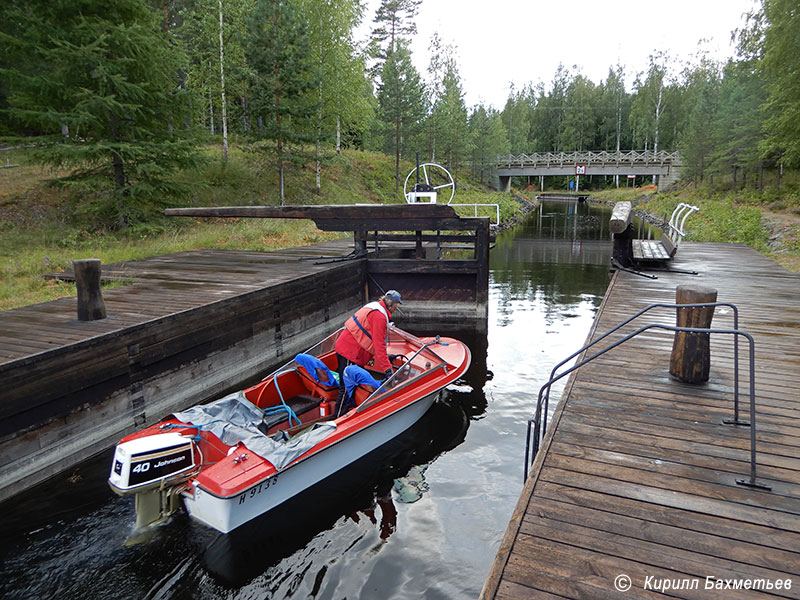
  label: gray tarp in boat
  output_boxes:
[174,392,336,470]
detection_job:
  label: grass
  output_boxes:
[0,145,514,310]
[592,182,800,270]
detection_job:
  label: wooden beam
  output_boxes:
[164,204,490,233]
[165,204,460,220]
[669,285,718,383]
[367,259,478,274]
[609,201,632,234]
[73,259,107,321]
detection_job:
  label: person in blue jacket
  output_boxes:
[339,364,385,416]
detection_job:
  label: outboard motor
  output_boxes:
[109,432,196,529]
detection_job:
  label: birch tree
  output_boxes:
[297,0,373,194]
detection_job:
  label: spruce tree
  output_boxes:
[0,0,203,228]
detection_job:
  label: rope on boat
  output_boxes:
[158,419,226,443]
[271,371,301,427]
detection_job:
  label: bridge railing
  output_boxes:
[496,150,681,168]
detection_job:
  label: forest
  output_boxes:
[1,0,799,229]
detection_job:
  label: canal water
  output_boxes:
[0,199,616,600]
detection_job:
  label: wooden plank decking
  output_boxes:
[0,239,354,364]
[482,242,800,599]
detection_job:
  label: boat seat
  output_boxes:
[260,394,322,432]
[297,367,338,400]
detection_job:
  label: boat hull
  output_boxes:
[182,389,440,533]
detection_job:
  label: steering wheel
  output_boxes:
[403,163,455,205]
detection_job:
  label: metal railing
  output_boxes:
[497,150,682,169]
[453,203,500,226]
[524,302,770,491]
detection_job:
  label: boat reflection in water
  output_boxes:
[201,386,475,587]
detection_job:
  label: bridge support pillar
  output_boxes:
[497,175,511,193]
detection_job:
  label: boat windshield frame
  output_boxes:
[355,329,450,413]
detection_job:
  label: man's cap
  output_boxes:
[385,290,403,304]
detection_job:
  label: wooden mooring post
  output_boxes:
[609,201,633,267]
[73,258,107,321]
[669,284,717,382]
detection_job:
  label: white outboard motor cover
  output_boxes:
[109,432,195,493]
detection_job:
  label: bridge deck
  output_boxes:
[482,242,800,599]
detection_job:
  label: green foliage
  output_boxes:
[469,105,509,183]
[376,41,426,194]
[760,0,800,167]
[368,0,421,79]
[639,189,770,252]
[0,0,205,228]
[246,0,317,203]
[709,59,764,181]
[431,61,472,177]
[558,74,599,151]
[180,0,255,140]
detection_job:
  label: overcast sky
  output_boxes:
[358,0,758,109]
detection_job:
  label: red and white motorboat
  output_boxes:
[108,326,470,534]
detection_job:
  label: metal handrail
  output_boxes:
[525,312,770,491]
[537,303,744,445]
[452,203,500,226]
[667,202,699,239]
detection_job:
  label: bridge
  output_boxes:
[494,150,682,192]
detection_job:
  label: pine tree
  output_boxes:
[377,40,425,194]
[246,0,317,205]
[710,59,764,186]
[433,61,472,178]
[469,105,509,183]
[678,57,722,185]
[368,0,421,81]
[558,73,599,151]
[0,0,204,228]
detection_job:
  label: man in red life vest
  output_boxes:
[333,290,402,415]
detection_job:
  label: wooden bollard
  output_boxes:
[610,201,633,267]
[73,259,107,321]
[669,285,717,383]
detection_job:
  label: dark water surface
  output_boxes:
[0,200,615,599]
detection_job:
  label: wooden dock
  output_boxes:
[1,240,356,364]
[482,242,800,599]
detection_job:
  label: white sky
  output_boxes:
[358,0,758,109]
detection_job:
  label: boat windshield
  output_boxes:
[355,329,449,412]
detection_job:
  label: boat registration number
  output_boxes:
[237,475,279,505]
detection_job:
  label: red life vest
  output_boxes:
[344,301,389,355]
